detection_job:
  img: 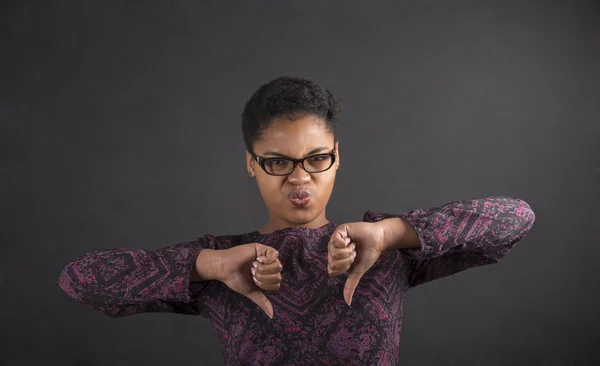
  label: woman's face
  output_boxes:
[246,115,339,231]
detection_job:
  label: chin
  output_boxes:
[283,209,321,226]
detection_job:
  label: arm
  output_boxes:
[364,196,535,287]
[58,236,224,318]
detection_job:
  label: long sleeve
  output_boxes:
[58,236,220,318]
[364,196,535,288]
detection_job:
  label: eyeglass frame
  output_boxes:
[248,149,337,176]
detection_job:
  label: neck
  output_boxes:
[259,210,329,234]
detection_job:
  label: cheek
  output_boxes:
[315,172,337,194]
[256,177,283,200]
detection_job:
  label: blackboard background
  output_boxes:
[2,1,599,365]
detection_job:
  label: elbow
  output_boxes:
[58,265,121,319]
[512,198,536,236]
[58,262,100,308]
[491,196,536,235]
[58,263,82,302]
[490,198,535,254]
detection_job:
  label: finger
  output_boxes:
[245,290,274,318]
[344,272,363,306]
[330,226,351,249]
[329,243,355,260]
[253,270,282,285]
[332,232,351,249]
[252,275,281,291]
[251,263,282,284]
[253,260,283,275]
[328,255,355,276]
[257,248,279,264]
[328,263,351,277]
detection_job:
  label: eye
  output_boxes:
[308,154,328,162]
[267,159,288,166]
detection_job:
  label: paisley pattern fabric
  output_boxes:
[58,197,535,365]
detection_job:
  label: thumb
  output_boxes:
[245,290,274,319]
[343,272,363,306]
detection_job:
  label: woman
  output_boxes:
[58,76,536,365]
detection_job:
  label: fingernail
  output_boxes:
[253,276,259,283]
[251,267,256,276]
[257,257,264,263]
[252,262,258,268]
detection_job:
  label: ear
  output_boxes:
[246,150,255,177]
[334,141,340,170]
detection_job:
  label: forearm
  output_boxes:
[370,196,535,259]
[191,249,225,282]
[59,241,207,317]
[378,217,421,251]
[364,197,535,287]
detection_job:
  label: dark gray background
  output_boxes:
[2,1,599,365]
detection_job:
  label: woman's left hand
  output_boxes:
[327,222,387,306]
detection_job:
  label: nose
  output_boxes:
[287,162,311,184]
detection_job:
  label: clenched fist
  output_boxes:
[197,243,282,318]
[328,222,387,306]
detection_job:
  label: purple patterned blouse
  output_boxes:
[58,197,535,365]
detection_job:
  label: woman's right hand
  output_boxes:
[217,243,282,318]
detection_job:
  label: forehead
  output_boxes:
[254,115,334,156]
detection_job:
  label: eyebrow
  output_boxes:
[262,147,330,158]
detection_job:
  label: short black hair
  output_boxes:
[242,76,341,152]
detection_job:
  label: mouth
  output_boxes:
[287,190,312,208]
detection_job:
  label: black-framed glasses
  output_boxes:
[249,150,337,176]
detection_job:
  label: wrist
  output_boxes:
[377,217,420,251]
[193,249,225,282]
[377,218,403,251]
